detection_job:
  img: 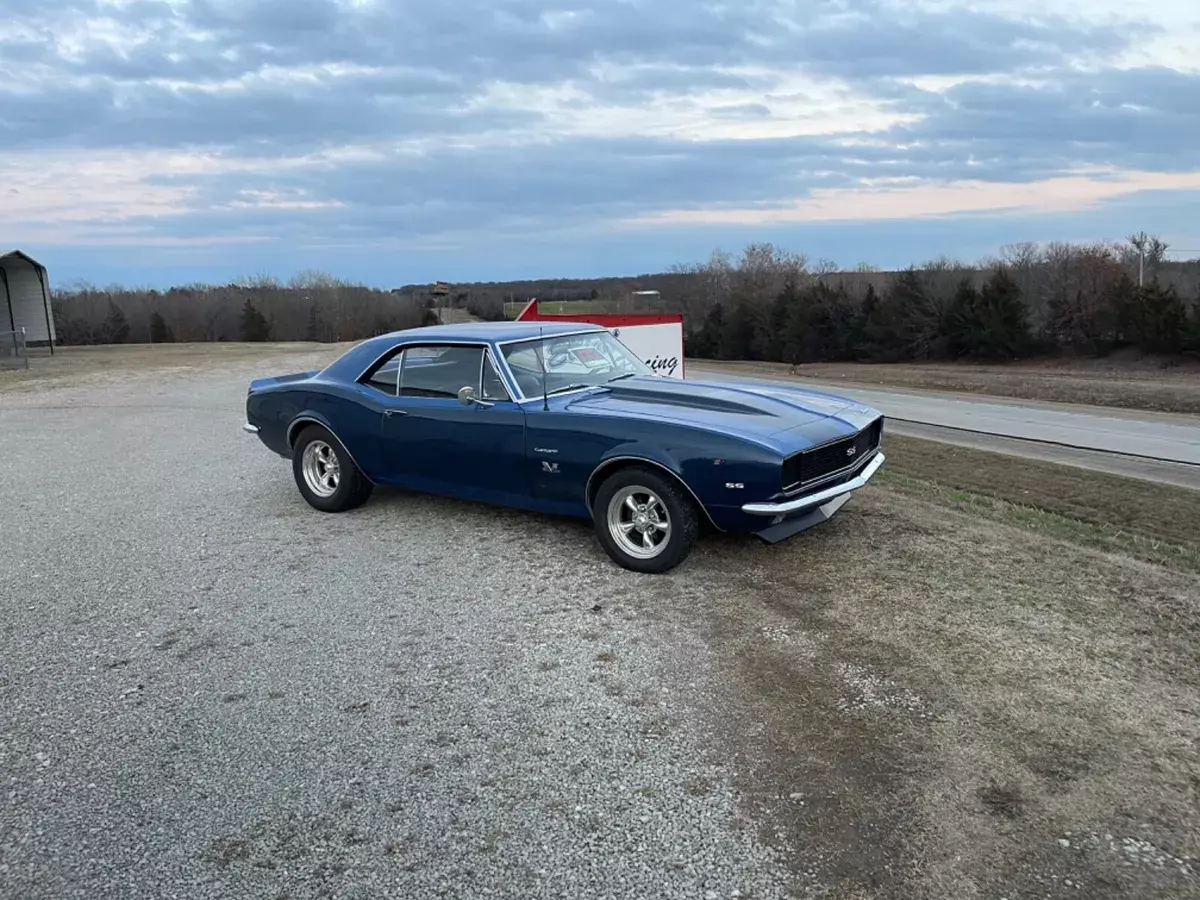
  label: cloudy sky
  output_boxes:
[3,0,1198,288]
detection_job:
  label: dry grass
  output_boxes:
[692,355,1200,414]
[879,435,1200,571]
[670,447,1200,898]
[0,342,353,392]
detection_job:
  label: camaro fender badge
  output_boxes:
[533,447,558,454]
[725,482,744,489]
[542,461,560,473]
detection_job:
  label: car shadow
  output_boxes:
[366,484,596,538]
[360,485,807,573]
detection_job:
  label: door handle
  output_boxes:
[384,409,408,417]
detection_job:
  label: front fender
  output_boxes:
[586,437,781,534]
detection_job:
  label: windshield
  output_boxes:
[500,331,653,398]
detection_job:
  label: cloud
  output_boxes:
[625,170,1200,225]
[1,0,1146,153]
[2,0,1198,282]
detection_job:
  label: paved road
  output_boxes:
[689,367,1200,489]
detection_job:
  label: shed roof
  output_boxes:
[0,250,47,270]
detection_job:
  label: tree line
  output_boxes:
[671,237,1200,363]
[47,236,1200,362]
[50,270,435,346]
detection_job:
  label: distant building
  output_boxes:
[1,250,56,350]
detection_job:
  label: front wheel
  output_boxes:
[592,466,699,573]
[291,424,374,512]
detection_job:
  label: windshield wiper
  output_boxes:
[545,383,593,396]
[607,373,638,383]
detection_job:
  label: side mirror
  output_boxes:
[458,385,494,408]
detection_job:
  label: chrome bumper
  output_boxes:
[742,452,885,516]
[242,422,259,434]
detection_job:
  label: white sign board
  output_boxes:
[608,322,684,379]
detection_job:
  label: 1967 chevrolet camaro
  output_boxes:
[243,321,885,573]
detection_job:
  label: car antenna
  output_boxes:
[540,326,549,411]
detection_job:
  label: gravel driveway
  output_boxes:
[0,357,796,899]
[6,351,1198,900]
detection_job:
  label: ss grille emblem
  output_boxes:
[846,446,857,457]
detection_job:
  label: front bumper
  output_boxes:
[742,450,884,517]
[741,452,885,543]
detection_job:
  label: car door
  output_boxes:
[378,343,528,503]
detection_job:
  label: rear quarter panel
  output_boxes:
[246,378,390,477]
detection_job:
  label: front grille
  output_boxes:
[782,417,883,491]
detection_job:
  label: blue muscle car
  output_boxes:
[243,321,885,573]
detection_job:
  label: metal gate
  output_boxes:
[0,328,29,369]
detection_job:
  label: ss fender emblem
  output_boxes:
[542,461,560,473]
[725,482,744,490]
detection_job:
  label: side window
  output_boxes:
[481,350,512,401]
[399,345,484,399]
[364,355,400,395]
[361,350,401,396]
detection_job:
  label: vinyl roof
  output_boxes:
[321,320,607,381]
[380,320,604,342]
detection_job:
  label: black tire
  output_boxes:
[291,424,374,512]
[592,465,699,573]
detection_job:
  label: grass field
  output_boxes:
[695,356,1200,415]
[696,479,1199,898]
[3,342,1197,897]
[880,434,1200,571]
[690,435,1200,898]
[0,341,355,392]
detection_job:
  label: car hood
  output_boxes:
[564,376,861,442]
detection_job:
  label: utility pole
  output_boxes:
[1129,231,1148,287]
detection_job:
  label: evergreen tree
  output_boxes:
[805,281,859,361]
[780,285,809,365]
[772,280,803,364]
[1106,273,1140,347]
[305,302,324,342]
[718,297,757,360]
[149,311,174,343]
[765,288,791,362]
[690,303,725,359]
[944,278,980,358]
[861,268,942,360]
[972,266,1032,359]
[240,299,271,342]
[851,283,879,358]
[1124,278,1188,354]
[1185,291,1200,355]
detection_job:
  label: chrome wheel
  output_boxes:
[606,485,671,560]
[301,440,340,498]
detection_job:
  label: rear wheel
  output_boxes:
[592,466,699,573]
[291,424,373,512]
